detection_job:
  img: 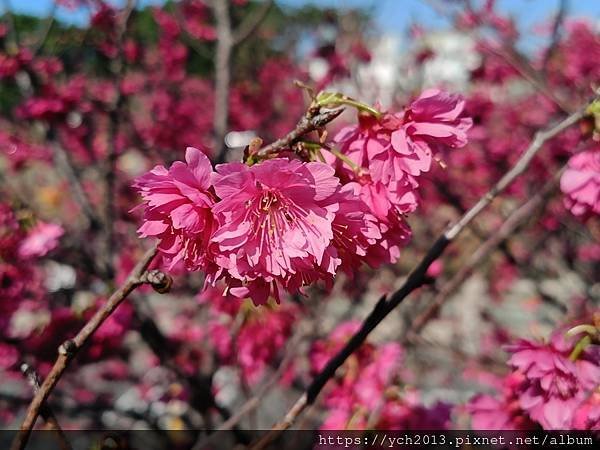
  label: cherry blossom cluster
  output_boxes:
[134,89,472,304]
[468,327,600,430]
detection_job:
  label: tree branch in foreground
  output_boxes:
[406,168,565,341]
[248,100,594,450]
[11,245,160,450]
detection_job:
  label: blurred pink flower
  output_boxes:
[311,321,426,430]
[560,149,600,217]
[468,372,535,430]
[573,392,600,431]
[18,222,64,259]
[507,331,600,429]
[236,305,296,385]
[378,390,451,430]
[134,146,217,271]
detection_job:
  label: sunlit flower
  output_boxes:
[134,146,217,270]
[208,158,340,304]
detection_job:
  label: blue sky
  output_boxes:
[2,0,599,36]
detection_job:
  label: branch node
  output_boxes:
[141,269,173,293]
[58,340,77,356]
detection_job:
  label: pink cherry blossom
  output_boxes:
[333,90,472,188]
[560,148,600,217]
[208,158,341,305]
[322,182,382,275]
[134,146,217,271]
[507,331,600,429]
[18,222,64,259]
[370,89,472,183]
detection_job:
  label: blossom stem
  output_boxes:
[569,335,592,361]
[329,147,361,172]
[316,91,381,118]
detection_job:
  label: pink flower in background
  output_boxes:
[377,389,452,430]
[507,331,600,430]
[18,222,64,259]
[208,158,341,305]
[560,149,600,217]
[467,372,535,430]
[134,146,217,271]
[235,305,296,385]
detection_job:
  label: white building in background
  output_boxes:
[353,34,406,108]
[310,29,480,107]
[416,30,480,91]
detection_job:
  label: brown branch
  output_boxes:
[31,1,57,56]
[11,245,159,450]
[132,304,246,443]
[232,0,273,46]
[542,0,568,75]
[20,364,72,450]
[248,100,593,450]
[211,0,274,163]
[193,322,307,450]
[211,0,234,164]
[102,0,137,280]
[406,169,564,340]
[255,107,345,158]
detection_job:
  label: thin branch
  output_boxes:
[133,304,248,443]
[232,0,273,46]
[193,322,307,450]
[406,169,564,340]
[211,0,233,164]
[248,100,594,450]
[542,0,568,75]
[20,364,72,450]
[11,245,160,450]
[211,0,273,163]
[102,0,137,280]
[31,1,57,56]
